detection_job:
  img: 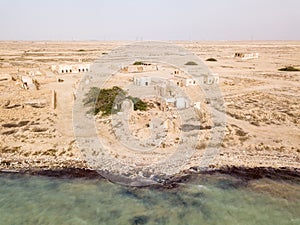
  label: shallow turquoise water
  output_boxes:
[0,173,299,225]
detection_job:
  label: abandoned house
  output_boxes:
[51,63,91,74]
[204,73,219,85]
[122,63,158,73]
[234,52,259,60]
[172,75,198,87]
[154,81,182,99]
[28,70,43,76]
[153,81,190,110]
[172,70,180,75]
[175,97,190,109]
[159,97,190,111]
[133,76,151,86]
[21,76,35,90]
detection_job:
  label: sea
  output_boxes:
[0,173,299,225]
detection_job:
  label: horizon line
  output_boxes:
[0,39,299,42]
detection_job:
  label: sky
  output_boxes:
[0,0,299,41]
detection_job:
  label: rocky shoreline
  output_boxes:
[1,166,299,188]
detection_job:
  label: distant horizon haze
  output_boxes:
[1,0,299,41]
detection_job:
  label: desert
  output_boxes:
[0,41,299,177]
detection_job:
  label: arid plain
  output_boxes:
[0,41,299,173]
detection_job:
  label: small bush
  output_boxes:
[185,61,198,66]
[278,66,300,72]
[84,86,126,116]
[128,96,148,111]
[206,58,217,62]
[78,49,85,52]
[84,86,147,116]
[133,61,143,65]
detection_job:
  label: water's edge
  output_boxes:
[1,166,299,188]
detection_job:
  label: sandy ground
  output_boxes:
[0,41,299,172]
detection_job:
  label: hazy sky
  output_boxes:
[0,0,299,40]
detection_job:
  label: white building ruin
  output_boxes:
[21,76,36,90]
[204,73,219,85]
[175,97,190,109]
[28,70,43,76]
[51,63,91,74]
[122,63,158,73]
[172,73,219,86]
[133,76,151,86]
[159,97,190,111]
[172,75,198,87]
[154,82,190,111]
[234,52,259,60]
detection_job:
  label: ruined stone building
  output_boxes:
[234,52,259,60]
[154,82,190,111]
[121,63,158,73]
[51,63,91,74]
[172,75,198,87]
[133,76,151,86]
[21,76,36,90]
[204,73,219,85]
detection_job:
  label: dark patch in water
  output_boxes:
[154,217,169,225]
[195,201,211,220]
[190,191,205,199]
[44,181,60,190]
[130,215,149,225]
[162,192,188,207]
[118,188,158,208]
[140,195,158,208]
[181,192,211,219]
[216,179,245,190]
[109,209,121,218]
[189,198,204,208]
[74,197,86,205]
[177,210,186,220]
[119,188,140,199]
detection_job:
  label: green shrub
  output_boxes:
[84,86,147,116]
[128,96,148,111]
[83,87,101,106]
[278,66,300,71]
[206,58,217,62]
[185,61,198,65]
[133,61,143,65]
[78,49,85,52]
[84,86,126,116]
